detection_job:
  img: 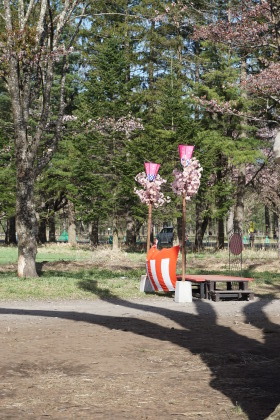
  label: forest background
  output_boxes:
[0,0,280,277]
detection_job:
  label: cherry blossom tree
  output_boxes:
[171,158,203,200]
[134,172,170,209]
[134,170,170,251]
[192,0,280,234]
[0,0,87,277]
[193,1,280,121]
[172,157,202,279]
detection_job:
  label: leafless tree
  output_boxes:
[1,0,87,276]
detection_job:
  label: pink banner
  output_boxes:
[144,162,160,181]
[178,145,194,167]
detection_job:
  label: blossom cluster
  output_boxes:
[192,0,280,103]
[193,1,271,49]
[195,96,240,116]
[134,172,170,208]
[153,1,188,25]
[90,115,144,138]
[243,63,280,96]
[252,160,280,212]
[171,158,203,199]
[256,127,279,140]
[194,96,263,123]
[62,115,78,122]
[193,21,269,48]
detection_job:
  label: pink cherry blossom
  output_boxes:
[171,158,203,199]
[134,172,170,208]
[90,115,144,138]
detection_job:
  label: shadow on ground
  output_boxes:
[1,279,280,420]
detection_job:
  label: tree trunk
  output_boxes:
[177,216,182,246]
[68,201,77,246]
[233,57,247,233]
[89,219,99,246]
[16,170,38,278]
[233,165,246,233]
[265,205,270,236]
[148,20,155,90]
[227,207,234,234]
[273,211,278,239]
[3,0,83,277]
[48,215,56,242]
[195,202,209,251]
[38,217,47,244]
[126,215,137,246]
[173,218,179,245]
[113,229,119,250]
[6,216,17,245]
[217,218,225,249]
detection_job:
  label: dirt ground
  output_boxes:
[1,295,280,420]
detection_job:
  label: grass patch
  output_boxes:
[0,243,144,265]
[0,243,98,265]
[0,267,145,300]
[0,244,279,300]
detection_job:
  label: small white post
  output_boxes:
[174,281,192,303]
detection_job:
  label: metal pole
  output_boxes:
[147,202,152,253]
[182,193,186,281]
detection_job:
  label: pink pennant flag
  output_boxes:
[178,145,194,167]
[144,162,161,181]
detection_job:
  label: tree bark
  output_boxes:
[233,57,247,234]
[68,201,77,246]
[233,165,246,233]
[265,205,270,236]
[217,218,225,249]
[89,219,99,246]
[227,207,234,234]
[125,215,137,246]
[16,169,38,277]
[177,216,182,246]
[6,216,17,245]
[195,201,209,251]
[112,229,119,250]
[3,0,85,277]
[38,217,47,244]
[273,211,278,239]
[173,218,179,246]
[48,215,56,242]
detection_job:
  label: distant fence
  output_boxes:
[0,231,278,251]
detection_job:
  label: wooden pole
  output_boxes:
[147,202,152,253]
[181,193,186,281]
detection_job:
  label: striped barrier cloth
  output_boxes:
[146,245,254,298]
[146,245,180,292]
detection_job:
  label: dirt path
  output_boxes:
[1,297,280,419]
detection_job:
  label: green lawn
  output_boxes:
[0,244,146,300]
[0,244,279,300]
[0,244,94,265]
[0,267,144,300]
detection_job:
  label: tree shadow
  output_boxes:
[0,285,279,419]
